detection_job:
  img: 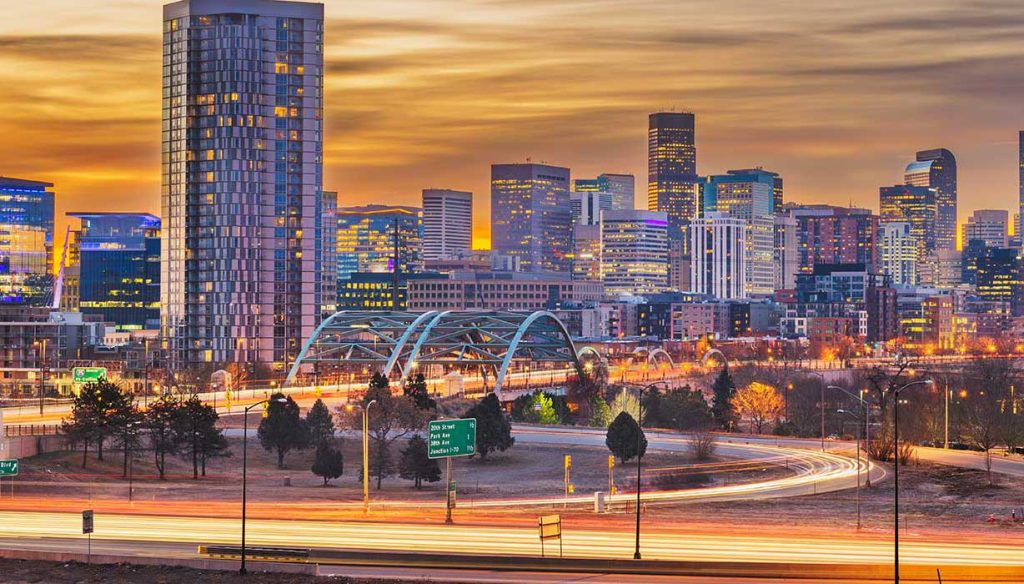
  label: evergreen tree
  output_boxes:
[523,391,559,424]
[464,393,514,460]
[144,395,184,480]
[305,398,335,447]
[177,395,228,479]
[61,385,103,468]
[398,435,441,489]
[403,373,437,413]
[311,442,344,486]
[258,393,310,469]
[111,404,144,478]
[711,366,738,430]
[588,396,612,428]
[605,411,648,463]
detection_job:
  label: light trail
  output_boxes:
[0,510,1019,567]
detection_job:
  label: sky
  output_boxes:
[2,0,1024,250]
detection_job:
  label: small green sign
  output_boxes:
[428,418,476,459]
[0,460,18,476]
[72,367,107,384]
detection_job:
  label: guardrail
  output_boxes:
[4,424,61,437]
[198,545,311,563]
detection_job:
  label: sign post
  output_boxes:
[82,510,94,563]
[538,514,562,558]
[428,418,476,525]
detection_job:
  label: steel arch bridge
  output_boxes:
[286,310,585,399]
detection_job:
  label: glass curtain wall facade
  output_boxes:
[647,112,698,247]
[880,185,938,267]
[0,178,55,305]
[335,205,422,280]
[69,213,160,330]
[904,148,956,252]
[599,210,669,296]
[162,0,325,369]
[490,163,572,273]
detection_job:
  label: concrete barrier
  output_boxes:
[0,548,318,576]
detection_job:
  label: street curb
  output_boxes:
[0,547,317,576]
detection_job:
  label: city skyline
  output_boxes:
[4,1,1024,250]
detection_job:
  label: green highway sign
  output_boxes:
[72,367,107,384]
[428,418,476,459]
[0,460,18,477]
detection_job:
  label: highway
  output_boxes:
[0,510,1020,567]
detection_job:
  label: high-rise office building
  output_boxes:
[702,169,778,219]
[0,177,54,305]
[648,112,698,242]
[336,205,422,280]
[976,247,1023,314]
[570,191,613,226]
[879,185,938,266]
[599,210,669,296]
[68,213,160,330]
[576,174,635,211]
[491,163,572,273]
[162,0,325,369]
[787,204,880,274]
[317,190,337,318]
[1019,132,1024,234]
[421,189,472,261]
[904,148,957,252]
[879,222,917,287]
[774,214,798,290]
[690,213,748,299]
[964,209,1009,249]
[571,224,601,282]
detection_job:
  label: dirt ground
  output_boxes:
[0,559,410,583]
[13,433,786,505]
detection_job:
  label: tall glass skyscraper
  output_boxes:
[421,189,472,261]
[880,184,938,267]
[647,112,698,243]
[490,163,572,273]
[904,148,956,252]
[69,213,160,330]
[0,177,54,305]
[162,0,326,369]
[336,205,422,280]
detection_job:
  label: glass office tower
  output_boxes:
[69,213,160,330]
[0,177,54,305]
[162,0,325,369]
[647,112,698,244]
[490,163,572,273]
[335,205,422,280]
[904,148,956,252]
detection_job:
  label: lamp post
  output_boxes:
[240,397,286,575]
[836,409,863,530]
[346,399,379,515]
[807,371,827,451]
[891,378,933,584]
[828,384,871,486]
[629,380,669,560]
[126,420,141,503]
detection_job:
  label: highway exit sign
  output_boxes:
[428,418,476,459]
[72,367,107,384]
[0,459,18,476]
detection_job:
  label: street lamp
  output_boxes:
[240,397,287,575]
[807,371,827,451]
[836,409,863,530]
[828,385,871,486]
[346,399,379,514]
[891,378,933,584]
[628,380,669,560]
[126,420,142,503]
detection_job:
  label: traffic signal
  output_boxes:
[564,455,571,469]
[262,401,270,418]
[608,455,614,470]
[568,484,575,494]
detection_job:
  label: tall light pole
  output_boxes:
[891,378,933,584]
[347,399,379,514]
[807,371,827,451]
[630,380,668,560]
[240,397,286,575]
[837,409,863,530]
[828,384,871,486]
[34,338,48,415]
